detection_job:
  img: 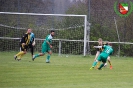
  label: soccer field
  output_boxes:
[0,52,133,88]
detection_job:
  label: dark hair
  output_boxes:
[50,30,55,33]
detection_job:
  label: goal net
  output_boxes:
[0,12,88,56]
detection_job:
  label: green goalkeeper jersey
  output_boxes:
[43,34,53,47]
[100,45,113,58]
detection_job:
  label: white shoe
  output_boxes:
[14,55,17,60]
[32,55,35,61]
[46,60,50,63]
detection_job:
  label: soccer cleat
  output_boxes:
[110,66,113,69]
[98,68,103,70]
[46,60,50,63]
[90,66,94,70]
[14,55,17,60]
[46,61,50,63]
[32,55,35,61]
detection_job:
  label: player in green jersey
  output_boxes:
[32,30,55,63]
[94,38,113,69]
[90,43,113,70]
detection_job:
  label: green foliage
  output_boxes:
[56,27,84,39]
[66,2,88,15]
[120,44,133,56]
[90,24,117,41]
[54,27,84,54]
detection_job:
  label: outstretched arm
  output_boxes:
[94,51,100,61]
[93,46,102,48]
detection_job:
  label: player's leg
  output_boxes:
[90,55,101,69]
[32,44,46,61]
[98,57,107,70]
[17,49,27,61]
[107,56,113,69]
[98,62,105,70]
[18,45,28,60]
[14,44,23,60]
[96,61,100,69]
[29,44,34,58]
[14,51,23,60]
[46,49,52,63]
[14,44,27,60]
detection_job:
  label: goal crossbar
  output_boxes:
[0,12,86,17]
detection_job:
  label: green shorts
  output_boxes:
[97,54,107,63]
[41,44,51,54]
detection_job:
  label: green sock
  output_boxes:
[46,54,50,61]
[98,64,104,69]
[35,54,40,58]
[92,61,97,67]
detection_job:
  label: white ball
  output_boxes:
[66,55,68,57]
[104,63,107,67]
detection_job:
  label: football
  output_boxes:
[104,63,107,67]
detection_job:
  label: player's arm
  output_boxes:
[93,46,101,61]
[32,34,35,46]
[94,51,100,61]
[46,41,52,48]
[32,38,35,46]
[94,44,106,49]
[93,45,103,61]
[46,36,52,48]
[21,34,27,45]
[93,46,102,48]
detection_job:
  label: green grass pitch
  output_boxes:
[0,51,133,88]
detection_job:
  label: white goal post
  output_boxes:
[0,12,88,56]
